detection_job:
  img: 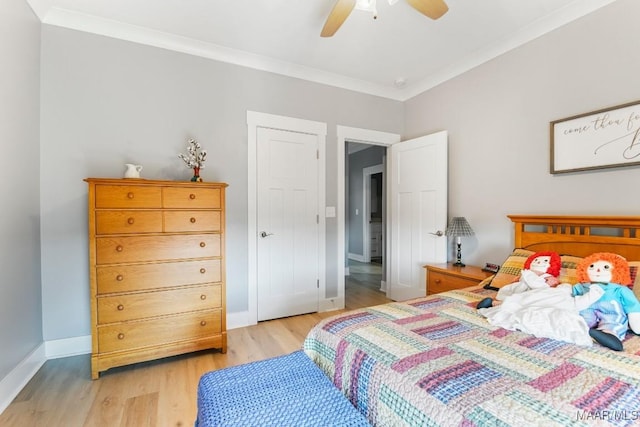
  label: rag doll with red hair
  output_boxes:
[573,252,640,351]
[477,251,562,309]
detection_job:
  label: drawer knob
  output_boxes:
[200,294,207,300]
[200,242,206,248]
[117,304,124,311]
[190,217,196,223]
[116,274,124,281]
[127,217,135,225]
[190,194,196,200]
[117,333,125,340]
[127,192,134,199]
[435,279,442,284]
[200,320,207,326]
[116,245,123,252]
[200,268,206,274]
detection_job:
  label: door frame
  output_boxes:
[336,126,400,309]
[247,111,327,325]
[362,164,384,264]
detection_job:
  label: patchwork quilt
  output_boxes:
[303,289,640,426]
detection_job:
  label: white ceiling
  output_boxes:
[27,0,616,101]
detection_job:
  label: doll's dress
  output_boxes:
[496,269,553,301]
[479,285,592,346]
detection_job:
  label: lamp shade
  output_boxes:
[445,217,474,237]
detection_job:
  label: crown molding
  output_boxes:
[37,0,617,102]
[401,0,618,100]
[41,7,405,101]
[25,0,53,21]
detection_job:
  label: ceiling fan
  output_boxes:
[321,0,448,37]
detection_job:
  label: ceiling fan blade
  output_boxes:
[321,0,357,37]
[406,0,448,20]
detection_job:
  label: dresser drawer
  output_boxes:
[428,271,478,294]
[163,187,221,209]
[95,211,163,234]
[97,309,221,353]
[96,234,221,264]
[95,185,162,209]
[96,259,221,294]
[164,211,221,233]
[97,284,222,324]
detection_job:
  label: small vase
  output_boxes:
[191,167,202,182]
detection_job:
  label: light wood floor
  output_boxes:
[0,266,390,427]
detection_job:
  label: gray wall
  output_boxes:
[39,25,403,341]
[0,0,42,380]
[347,145,386,256]
[404,0,640,267]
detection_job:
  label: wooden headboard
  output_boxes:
[508,215,640,260]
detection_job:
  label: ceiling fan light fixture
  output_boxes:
[355,0,378,18]
[321,0,448,37]
[355,0,376,12]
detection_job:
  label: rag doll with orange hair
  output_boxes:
[573,252,640,351]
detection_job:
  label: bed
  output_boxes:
[304,215,640,426]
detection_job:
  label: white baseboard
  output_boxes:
[348,252,365,262]
[319,297,344,312]
[45,335,91,359]
[0,335,94,415]
[0,343,46,415]
[226,310,253,330]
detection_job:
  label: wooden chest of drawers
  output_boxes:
[85,178,227,379]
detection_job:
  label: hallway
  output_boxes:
[345,259,390,309]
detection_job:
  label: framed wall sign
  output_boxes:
[550,100,640,174]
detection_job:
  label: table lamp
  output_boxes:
[445,217,475,267]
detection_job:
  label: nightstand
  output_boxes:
[424,263,493,295]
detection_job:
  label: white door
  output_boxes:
[257,127,319,321]
[388,131,448,301]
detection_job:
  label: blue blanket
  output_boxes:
[196,350,370,426]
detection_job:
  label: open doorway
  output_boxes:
[336,125,399,311]
[345,142,388,308]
